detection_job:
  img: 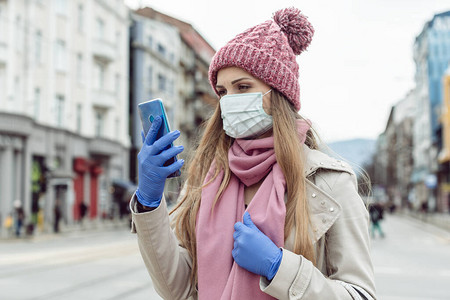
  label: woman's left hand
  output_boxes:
[232,212,283,280]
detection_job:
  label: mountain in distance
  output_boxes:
[325,138,376,170]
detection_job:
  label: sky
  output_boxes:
[125,0,450,143]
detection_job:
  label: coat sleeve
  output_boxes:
[130,195,196,300]
[259,172,376,300]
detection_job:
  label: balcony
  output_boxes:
[92,39,115,63]
[89,137,121,157]
[92,90,115,109]
[195,80,214,95]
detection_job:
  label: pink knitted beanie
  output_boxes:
[208,8,314,111]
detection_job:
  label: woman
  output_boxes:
[131,7,376,300]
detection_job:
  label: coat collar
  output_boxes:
[306,180,341,243]
[303,144,352,178]
[302,145,354,243]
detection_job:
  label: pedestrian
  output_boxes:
[54,200,61,233]
[79,202,88,224]
[369,202,385,238]
[14,200,25,237]
[131,7,375,300]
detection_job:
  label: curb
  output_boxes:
[397,210,450,236]
[0,219,131,243]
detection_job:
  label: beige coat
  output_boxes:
[130,145,376,299]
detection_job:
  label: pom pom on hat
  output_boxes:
[273,7,314,55]
[208,7,315,111]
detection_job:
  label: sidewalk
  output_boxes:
[399,209,450,232]
[0,217,131,242]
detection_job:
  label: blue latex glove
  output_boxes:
[232,212,283,280]
[136,116,184,207]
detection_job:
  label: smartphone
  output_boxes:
[138,98,181,178]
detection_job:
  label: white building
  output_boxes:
[0,0,130,236]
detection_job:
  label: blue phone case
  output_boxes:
[138,99,180,178]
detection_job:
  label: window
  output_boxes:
[148,66,153,87]
[55,156,64,169]
[35,30,42,64]
[55,95,65,127]
[15,77,20,101]
[55,40,66,71]
[96,18,104,39]
[0,67,5,103]
[116,31,121,54]
[56,0,67,16]
[15,16,22,51]
[158,74,166,92]
[157,43,166,58]
[77,4,84,32]
[76,104,82,133]
[115,118,120,137]
[34,88,40,120]
[115,74,120,96]
[77,53,83,83]
[195,70,202,81]
[148,36,153,48]
[95,110,105,137]
[168,79,174,96]
[94,62,106,90]
[12,150,20,201]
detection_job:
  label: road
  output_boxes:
[0,223,163,300]
[1,214,450,300]
[371,214,450,300]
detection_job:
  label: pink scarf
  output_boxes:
[196,120,310,299]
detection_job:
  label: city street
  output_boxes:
[1,214,450,300]
[372,214,450,300]
[0,223,163,300]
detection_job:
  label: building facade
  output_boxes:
[370,11,450,213]
[438,66,450,213]
[394,91,416,209]
[0,0,130,236]
[426,12,450,143]
[381,108,398,205]
[373,91,415,209]
[411,12,450,212]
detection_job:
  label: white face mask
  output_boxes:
[220,89,272,139]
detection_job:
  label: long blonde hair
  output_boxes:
[170,90,318,286]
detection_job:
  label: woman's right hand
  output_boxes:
[136,116,184,208]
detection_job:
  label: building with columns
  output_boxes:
[0,0,130,235]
